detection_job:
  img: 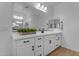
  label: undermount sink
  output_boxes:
[36,28,60,34]
[47,29,54,31]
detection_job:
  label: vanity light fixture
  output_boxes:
[34,3,47,13]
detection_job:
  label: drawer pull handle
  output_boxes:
[38,38,41,40]
[32,46,34,51]
[40,54,42,56]
[32,49,34,51]
[23,41,29,43]
[38,54,42,56]
[49,40,52,44]
[56,45,58,46]
[38,45,42,48]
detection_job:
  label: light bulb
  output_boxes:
[41,5,44,9]
[44,7,47,11]
[38,3,41,8]
[19,17,24,19]
[13,15,24,20]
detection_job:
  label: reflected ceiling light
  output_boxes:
[16,21,22,24]
[13,15,24,20]
[19,17,24,19]
[34,3,47,13]
[12,23,19,26]
[44,7,47,11]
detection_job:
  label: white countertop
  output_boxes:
[12,29,63,40]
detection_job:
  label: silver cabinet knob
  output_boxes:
[49,40,52,44]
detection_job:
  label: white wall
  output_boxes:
[0,2,13,55]
[54,2,79,52]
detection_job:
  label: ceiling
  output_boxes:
[22,2,62,7]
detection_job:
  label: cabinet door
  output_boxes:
[54,34,62,49]
[16,43,34,56]
[16,38,35,56]
[44,37,54,56]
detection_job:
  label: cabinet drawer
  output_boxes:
[44,35,56,40]
[35,42,43,51]
[35,50,43,56]
[16,38,34,46]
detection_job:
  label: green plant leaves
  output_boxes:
[17,28,37,32]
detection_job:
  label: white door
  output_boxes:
[16,43,34,56]
[44,36,54,55]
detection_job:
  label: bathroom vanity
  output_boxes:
[12,29,63,56]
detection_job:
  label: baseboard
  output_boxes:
[62,46,79,53]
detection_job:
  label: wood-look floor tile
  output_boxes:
[48,47,79,56]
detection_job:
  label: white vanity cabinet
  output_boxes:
[44,35,55,55]
[15,38,35,56]
[12,31,62,56]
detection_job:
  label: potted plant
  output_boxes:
[17,28,37,35]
